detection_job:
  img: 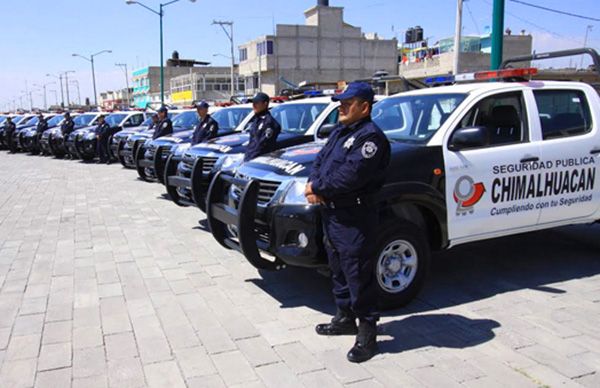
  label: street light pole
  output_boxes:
[70,80,81,105]
[63,71,75,107]
[72,50,112,107]
[452,0,463,75]
[115,63,130,107]
[33,82,55,110]
[47,73,65,107]
[213,20,235,96]
[581,25,594,69]
[126,0,197,105]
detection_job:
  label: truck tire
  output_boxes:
[164,154,187,207]
[135,146,150,181]
[373,222,430,309]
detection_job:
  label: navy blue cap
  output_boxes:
[195,100,210,109]
[251,92,270,103]
[157,106,168,113]
[331,82,375,103]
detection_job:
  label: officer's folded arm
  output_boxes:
[310,135,383,199]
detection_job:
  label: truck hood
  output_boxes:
[184,132,301,158]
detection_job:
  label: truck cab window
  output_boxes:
[533,89,592,140]
[455,91,528,147]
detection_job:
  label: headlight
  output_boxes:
[281,178,309,205]
[219,153,244,171]
[171,143,190,156]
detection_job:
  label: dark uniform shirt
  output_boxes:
[36,118,48,134]
[191,114,219,145]
[244,111,281,162]
[95,122,111,138]
[61,118,75,135]
[153,117,173,139]
[309,117,390,204]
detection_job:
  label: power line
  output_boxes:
[464,0,481,35]
[509,0,600,22]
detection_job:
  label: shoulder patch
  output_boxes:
[162,122,168,129]
[265,128,273,138]
[361,141,378,159]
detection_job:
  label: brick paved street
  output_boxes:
[0,152,599,387]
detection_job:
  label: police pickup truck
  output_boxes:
[135,109,204,182]
[206,49,600,308]
[160,104,253,188]
[165,96,341,211]
[50,113,101,158]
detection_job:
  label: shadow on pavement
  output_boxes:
[246,224,600,317]
[378,314,500,354]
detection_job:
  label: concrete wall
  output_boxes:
[238,4,397,95]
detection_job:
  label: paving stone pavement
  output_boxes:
[1,152,599,388]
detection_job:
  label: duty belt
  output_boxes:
[324,195,371,209]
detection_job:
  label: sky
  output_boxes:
[1,0,598,110]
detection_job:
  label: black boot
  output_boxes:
[315,309,358,336]
[347,321,378,363]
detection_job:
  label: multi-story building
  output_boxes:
[237,0,398,96]
[169,67,245,105]
[398,32,533,79]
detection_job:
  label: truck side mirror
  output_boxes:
[448,126,488,151]
[317,123,337,139]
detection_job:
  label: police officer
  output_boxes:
[152,106,173,139]
[244,92,281,161]
[61,111,75,136]
[95,115,111,164]
[34,113,48,152]
[305,82,390,363]
[4,116,17,153]
[148,113,159,132]
[191,101,219,145]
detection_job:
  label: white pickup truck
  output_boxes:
[207,48,600,308]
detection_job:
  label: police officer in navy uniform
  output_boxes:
[61,111,75,136]
[95,115,111,164]
[305,82,390,363]
[191,101,219,145]
[244,92,281,161]
[152,106,173,139]
[148,113,159,132]
[4,116,17,153]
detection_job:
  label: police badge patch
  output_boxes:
[361,141,377,158]
[343,136,355,149]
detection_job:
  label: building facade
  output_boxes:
[398,33,533,79]
[169,67,245,105]
[237,2,398,96]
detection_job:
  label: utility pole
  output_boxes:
[212,20,236,97]
[62,71,76,107]
[581,25,593,68]
[115,63,130,107]
[47,73,65,107]
[490,0,505,70]
[452,0,463,75]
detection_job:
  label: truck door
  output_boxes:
[444,90,542,244]
[532,88,600,224]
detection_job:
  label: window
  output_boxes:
[372,93,466,143]
[129,114,144,126]
[256,40,274,56]
[533,89,592,140]
[454,92,527,147]
[322,108,339,125]
[239,48,248,62]
[270,103,328,134]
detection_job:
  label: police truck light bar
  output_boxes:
[425,67,538,85]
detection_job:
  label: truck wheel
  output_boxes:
[117,141,127,167]
[164,155,187,207]
[135,146,150,181]
[374,223,430,309]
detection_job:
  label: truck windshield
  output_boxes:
[373,93,466,143]
[172,111,199,129]
[270,103,328,134]
[212,107,252,131]
[47,115,63,126]
[73,114,96,126]
[105,114,127,127]
[24,117,39,126]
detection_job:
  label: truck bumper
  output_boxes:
[206,171,326,271]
